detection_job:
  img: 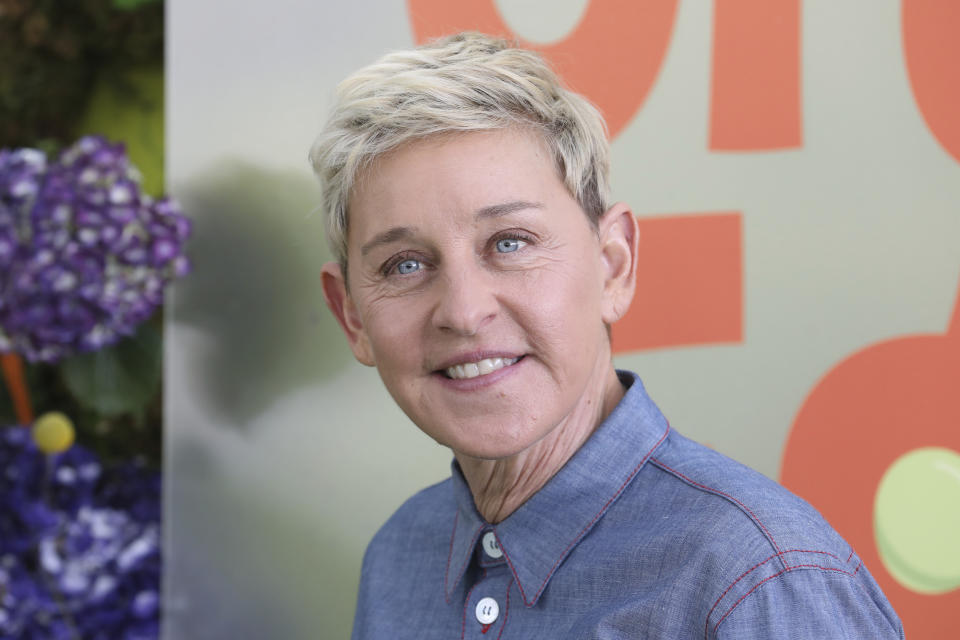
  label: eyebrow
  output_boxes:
[359,200,544,256]
[475,200,544,220]
[360,226,415,256]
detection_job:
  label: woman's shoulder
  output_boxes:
[646,429,850,556]
[630,430,903,637]
[365,477,455,558]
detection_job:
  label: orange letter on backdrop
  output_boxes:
[781,276,960,638]
[406,0,678,139]
[903,1,960,165]
[781,7,960,632]
[611,213,742,353]
[710,0,802,150]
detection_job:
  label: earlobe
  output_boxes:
[597,203,639,324]
[321,262,375,366]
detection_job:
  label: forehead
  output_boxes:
[347,129,563,235]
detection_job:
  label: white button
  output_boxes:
[475,597,499,625]
[481,531,503,559]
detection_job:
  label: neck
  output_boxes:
[454,364,624,524]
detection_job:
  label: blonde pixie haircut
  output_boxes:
[309,32,611,271]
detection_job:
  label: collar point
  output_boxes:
[443,574,459,604]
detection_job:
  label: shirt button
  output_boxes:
[481,531,503,559]
[475,596,499,625]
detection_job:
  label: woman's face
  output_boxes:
[323,129,633,460]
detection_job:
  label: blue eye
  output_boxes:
[395,258,421,275]
[495,237,525,253]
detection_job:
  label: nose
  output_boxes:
[431,262,498,336]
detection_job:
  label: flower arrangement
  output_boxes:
[0,135,189,363]
[0,134,187,637]
[1,2,172,636]
[0,417,161,639]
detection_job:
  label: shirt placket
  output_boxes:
[461,529,512,639]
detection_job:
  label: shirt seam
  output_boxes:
[443,511,459,602]
[445,511,484,603]
[460,567,488,640]
[494,578,511,640]
[649,457,784,558]
[709,561,866,639]
[479,557,506,568]
[701,549,844,640]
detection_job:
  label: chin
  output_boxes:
[438,423,550,462]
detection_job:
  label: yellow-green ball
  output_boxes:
[32,412,76,454]
[874,446,960,594]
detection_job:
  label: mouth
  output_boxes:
[441,355,524,380]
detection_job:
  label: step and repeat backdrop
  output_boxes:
[166,1,960,637]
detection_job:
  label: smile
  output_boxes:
[444,356,522,380]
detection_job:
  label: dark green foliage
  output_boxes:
[0,0,163,149]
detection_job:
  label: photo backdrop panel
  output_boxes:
[166,1,960,637]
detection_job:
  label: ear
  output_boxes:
[597,202,639,324]
[321,262,375,366]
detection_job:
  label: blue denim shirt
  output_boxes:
[352,372,904,639]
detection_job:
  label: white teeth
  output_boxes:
[445,357,519,380]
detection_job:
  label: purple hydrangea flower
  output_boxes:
[0,136,191,362]
[0,425,161,638]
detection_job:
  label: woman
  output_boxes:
[311,32,902,639]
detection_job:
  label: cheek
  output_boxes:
[361,297,427,366]
[536,249,604,316]
[516,259,606,350]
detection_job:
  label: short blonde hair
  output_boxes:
[309,32,611,269]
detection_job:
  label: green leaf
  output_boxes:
[59,319,162,416]
[76,65,165,196]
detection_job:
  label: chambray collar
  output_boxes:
[443,371,671,606]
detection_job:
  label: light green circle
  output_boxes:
[874,446,960,594]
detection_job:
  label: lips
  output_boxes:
[444,356,522,380]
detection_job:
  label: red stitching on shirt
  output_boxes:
[444,511,459,603]
[495,579,511,640]
[709,564,860,638]
[702,550,840,640]
[846,549,854,563]
[461,567,487,640]
[504,423,671,606]
[853,558,862,575]
[497,539,528,604]
[446,513,485,603]
[650,458,782,555]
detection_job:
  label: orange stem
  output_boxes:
[1,352,34,425]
